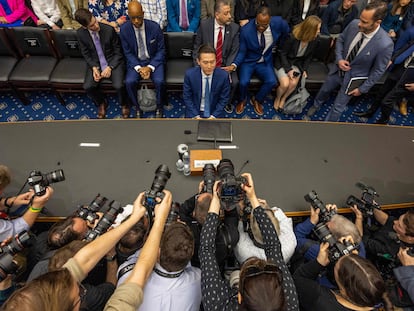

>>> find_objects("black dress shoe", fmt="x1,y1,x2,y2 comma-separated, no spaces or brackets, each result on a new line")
136,110,142,118
375,117,389,125
353,110,374,118
155,109,163,118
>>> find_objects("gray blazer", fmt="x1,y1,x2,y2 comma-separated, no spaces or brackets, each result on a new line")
333,19,394,93
193,17,240,66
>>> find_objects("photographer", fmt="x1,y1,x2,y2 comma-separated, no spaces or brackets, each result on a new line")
1,190,172,311
0,165,32,214
364,208,414,261
200,174,299,311
234,198,297,264
293,242,393,311
393,247,414,303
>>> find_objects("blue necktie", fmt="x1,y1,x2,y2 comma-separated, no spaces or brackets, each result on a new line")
92,32,108,71
204,77,210,118
260,32,265,51
137,28,148,60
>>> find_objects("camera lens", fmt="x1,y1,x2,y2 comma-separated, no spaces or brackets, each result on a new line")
45,169,65,185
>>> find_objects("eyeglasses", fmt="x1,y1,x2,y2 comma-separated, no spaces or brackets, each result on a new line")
255,21,269,28
239,262,282,295
72,283,87,309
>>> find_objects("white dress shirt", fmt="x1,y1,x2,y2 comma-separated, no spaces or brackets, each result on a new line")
31,0,61,27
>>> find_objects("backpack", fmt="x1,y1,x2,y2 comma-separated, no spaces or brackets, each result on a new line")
283,76,310,115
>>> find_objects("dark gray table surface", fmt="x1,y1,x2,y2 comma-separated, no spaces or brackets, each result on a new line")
1,119,413,216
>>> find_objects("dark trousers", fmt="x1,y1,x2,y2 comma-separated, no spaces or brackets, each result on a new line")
84,65,127,107
125,64,165,112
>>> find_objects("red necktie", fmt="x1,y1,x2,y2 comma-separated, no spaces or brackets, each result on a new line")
216,26,223,67
180,0,189,30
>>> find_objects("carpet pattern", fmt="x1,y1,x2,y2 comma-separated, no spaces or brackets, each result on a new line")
0,91,413,126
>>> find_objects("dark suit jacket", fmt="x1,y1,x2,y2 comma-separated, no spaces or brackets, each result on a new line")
119,20,165,70
183,67,230,118
286,0,320,27
321,0,358,35
77,23,124,71
233,16,290,67
274,34,318,73
193,17,240,66
334,20,394,93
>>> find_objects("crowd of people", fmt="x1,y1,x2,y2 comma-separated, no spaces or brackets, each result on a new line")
1,161,414,311
1,0,414,122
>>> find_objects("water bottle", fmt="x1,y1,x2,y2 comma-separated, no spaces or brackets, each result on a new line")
182,152,191,176
176,159,184,172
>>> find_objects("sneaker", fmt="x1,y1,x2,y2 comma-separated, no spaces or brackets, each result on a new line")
224,104,234,114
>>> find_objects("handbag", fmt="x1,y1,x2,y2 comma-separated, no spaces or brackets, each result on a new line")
283,76,310,115
137,85,157,112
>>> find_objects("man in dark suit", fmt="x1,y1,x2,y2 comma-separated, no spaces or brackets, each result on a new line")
194,0,239,113
120,1,165,118
307,1,394,122
232,6,290,116
183,44,230,118
75,8,128,119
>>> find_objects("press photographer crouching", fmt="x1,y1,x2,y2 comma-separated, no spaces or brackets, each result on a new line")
293,191,365,288
234,198,297,264
179,161,241,271
1,190,173,311
293,241,393,311
200,174,299,311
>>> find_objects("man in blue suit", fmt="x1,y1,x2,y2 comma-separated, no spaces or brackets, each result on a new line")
120,1,165,118
183,44,230,118
232,6,290,116
307,1,394,122
166,0,200,32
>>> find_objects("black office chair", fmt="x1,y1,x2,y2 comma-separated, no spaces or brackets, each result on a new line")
8,27,58,104
306,35,332,92
164,32,195,89
0,28,20,96
49,29,87,105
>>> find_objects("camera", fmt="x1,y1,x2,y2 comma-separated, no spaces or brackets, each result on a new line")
27,169,65,196
166,202,180,225
85,200,124,241
202,164,216,194
304,190,336,223
144,165,171,210
313,223,358,262
346,182,380,216
77,194,108,224
0,231,33,281
217,159,247,210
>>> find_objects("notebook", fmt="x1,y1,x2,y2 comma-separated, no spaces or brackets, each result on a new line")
345,76,368,94
197,120,232,143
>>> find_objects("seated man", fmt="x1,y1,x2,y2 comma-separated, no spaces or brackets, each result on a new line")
193,0,239,113
0,0,38,27
117,221,202,311
75,8,128,119
232,6,290,116
184,44,230,118
166,0,200,32
57,0,87,30
120,1,165,118
320,0,359,36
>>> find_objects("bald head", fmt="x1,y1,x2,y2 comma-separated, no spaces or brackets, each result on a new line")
128,1,144,28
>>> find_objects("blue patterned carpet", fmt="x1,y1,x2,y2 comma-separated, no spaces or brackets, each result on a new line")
0,91,413,126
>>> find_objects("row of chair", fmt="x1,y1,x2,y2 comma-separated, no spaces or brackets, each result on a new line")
0,27,332,106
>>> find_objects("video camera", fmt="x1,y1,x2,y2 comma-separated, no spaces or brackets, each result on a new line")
346,182,380,216
304,190,336,223
0,231,33,281
144,165,171,226
85,200,123,241
313,223,358,263
217,159,247,211
27,169,65,196
77,194,108,224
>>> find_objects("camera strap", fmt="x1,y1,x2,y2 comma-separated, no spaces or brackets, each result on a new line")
154,267,184,279
117,263,135,280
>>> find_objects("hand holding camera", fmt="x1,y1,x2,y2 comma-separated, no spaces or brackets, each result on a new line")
317,242,330,266
30,186,54,210
153,190,172,225
133,192,148,222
